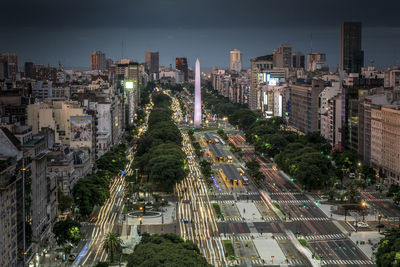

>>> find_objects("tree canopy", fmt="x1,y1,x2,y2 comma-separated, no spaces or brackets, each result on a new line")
376,228,400,267
127,233,212,267
53,218,81,246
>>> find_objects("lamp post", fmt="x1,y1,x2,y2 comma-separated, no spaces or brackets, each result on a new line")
361,201,367,221
378,213,382,233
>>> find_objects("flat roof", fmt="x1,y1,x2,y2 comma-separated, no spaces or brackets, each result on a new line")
220,164,242,181
209,143,227,158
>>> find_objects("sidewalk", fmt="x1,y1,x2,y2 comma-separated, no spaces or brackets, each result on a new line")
349,231,382,260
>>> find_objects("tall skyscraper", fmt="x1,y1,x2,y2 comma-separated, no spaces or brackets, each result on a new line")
91,51,106,71
176,57,188,82
340,22,363,74
145,51,159,75
194,59,201,127
273,44,292,68
230,49,242,72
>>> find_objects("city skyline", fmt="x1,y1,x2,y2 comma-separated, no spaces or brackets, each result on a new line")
1,0,400,69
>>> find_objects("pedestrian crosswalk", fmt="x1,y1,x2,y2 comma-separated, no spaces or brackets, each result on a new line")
276,199,313,204
291,217,329,221
274,234,289,241
321,259,374,265
289,259,307,265
304,234,346,240
270,192,303,195
221,216,277,222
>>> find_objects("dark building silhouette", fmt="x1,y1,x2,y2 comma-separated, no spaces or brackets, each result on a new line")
340,22,364,74
176,57,188,82
24,62,34,78
145,51,159,75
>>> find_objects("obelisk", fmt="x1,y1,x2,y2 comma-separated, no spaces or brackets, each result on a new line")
194,58,201,127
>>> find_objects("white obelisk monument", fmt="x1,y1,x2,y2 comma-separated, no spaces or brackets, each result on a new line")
194,58,202,127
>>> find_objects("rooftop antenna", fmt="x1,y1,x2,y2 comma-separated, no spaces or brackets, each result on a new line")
121,40,124,60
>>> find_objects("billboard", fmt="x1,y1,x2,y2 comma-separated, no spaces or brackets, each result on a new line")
70,116,92,142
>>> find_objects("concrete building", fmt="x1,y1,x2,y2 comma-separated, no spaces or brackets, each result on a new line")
319,81,342,148
21,133,57,259
288,79,325,133
292,52,305,69
230,49,242,72
307,52,327,72
340,22,364,74
32,81,53,100
145,51,159,77
0,158,19,267
249,55,274,110
273,44,292,68
176,57,188,82
384,67,400,88
91,51,106,71
47,147,76,195
0,53,18,78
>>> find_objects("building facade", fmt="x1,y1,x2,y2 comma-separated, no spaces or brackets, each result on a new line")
340,22,363,74
91,51,106,71
230,49,242,72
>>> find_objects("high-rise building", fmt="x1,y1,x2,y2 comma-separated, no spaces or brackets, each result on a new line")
307,53,327,72
0,156,20,267
24,62,34,78
145,51,159,75
292,52,305,69
176,57,188,82
91,51,106,71
230,49,242,72
0,53,18,77
288,79,325,133
249,55,274,110
319,81,342,148
273,44,292,68
340,22,364,74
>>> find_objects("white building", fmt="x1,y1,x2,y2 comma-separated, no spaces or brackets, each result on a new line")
319,81,342,148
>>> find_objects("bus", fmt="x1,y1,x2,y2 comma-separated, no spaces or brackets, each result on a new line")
243,177,249,185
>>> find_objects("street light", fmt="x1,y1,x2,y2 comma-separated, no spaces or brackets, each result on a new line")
361,201,367,221
378,213,382,233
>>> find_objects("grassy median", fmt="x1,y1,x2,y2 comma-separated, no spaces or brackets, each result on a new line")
212,203,222,218
223,239,235,259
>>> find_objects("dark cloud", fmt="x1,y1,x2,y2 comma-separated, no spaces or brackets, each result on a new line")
1,0,399,68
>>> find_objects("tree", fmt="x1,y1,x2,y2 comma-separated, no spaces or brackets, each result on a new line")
58,188,74,213
53,218,81,246
94,262,109,267
127,233,212,267
103,232,123,263
376,228,400,267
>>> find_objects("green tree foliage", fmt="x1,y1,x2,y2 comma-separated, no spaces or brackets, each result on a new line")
228,108,257,129
53,218,81,246
127,233,212,267
103,232,123,263
73,144,128,216
200,160,213,178
94,262,109,267
134,93,187,192
376,228,400,267
58,188,74,213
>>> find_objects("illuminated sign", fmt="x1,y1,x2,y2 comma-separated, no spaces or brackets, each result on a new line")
125,81,133,89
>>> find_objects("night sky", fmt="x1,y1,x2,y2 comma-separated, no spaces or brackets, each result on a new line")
1,0,400,69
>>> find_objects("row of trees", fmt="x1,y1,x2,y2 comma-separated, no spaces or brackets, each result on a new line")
134,93,187,192
73,143,129,216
